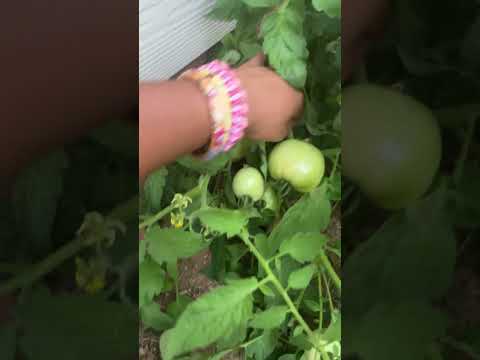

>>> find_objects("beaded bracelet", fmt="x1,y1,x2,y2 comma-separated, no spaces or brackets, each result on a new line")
178,60,249,160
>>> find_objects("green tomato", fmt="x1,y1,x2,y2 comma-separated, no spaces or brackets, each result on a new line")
343,84,442,209
268,139,325,193
262,185,280,214
232,166,265,201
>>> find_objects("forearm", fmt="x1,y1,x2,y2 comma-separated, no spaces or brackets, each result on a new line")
139,80,210,182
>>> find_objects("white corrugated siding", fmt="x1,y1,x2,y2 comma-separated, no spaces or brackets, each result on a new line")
139,0,235,81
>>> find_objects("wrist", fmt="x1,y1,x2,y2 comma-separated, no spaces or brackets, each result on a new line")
178,79,212,151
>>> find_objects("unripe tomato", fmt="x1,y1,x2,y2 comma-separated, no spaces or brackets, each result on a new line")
232,166,265,201
268,139,325,193
262,184,280,214
343,84,442,209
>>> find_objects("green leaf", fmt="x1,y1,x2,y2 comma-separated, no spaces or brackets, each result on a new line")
0,325,16,360
288,264,317,289
250,306,289,329
345,301,447,360
268,185,331,257
143,167,168,213
146,227,207,265
139,258,165,308
194,208,251,238
209,0,245,20
280,232,328,263
140,302,174,332
260,0,309,88
245,330,278,359
160,277,258,360
17,290,137,360
177,153,230,175
242,0,280,7
13,150,68,257
343,185,456,319
312,0,340,18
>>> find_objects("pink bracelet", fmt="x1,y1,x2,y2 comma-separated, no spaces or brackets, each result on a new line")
179,60,249,160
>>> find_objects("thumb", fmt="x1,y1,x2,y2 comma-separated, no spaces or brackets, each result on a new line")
242,53,265,68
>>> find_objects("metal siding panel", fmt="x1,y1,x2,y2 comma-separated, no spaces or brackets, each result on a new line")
139,0,234,81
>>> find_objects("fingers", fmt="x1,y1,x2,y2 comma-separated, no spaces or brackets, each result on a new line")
242,53,266,68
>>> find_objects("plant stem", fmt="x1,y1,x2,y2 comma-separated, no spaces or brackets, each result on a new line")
240,231,314,339
0,196,138,296
318,274,323,328
139,185,202,229
322,272,334,316
454,118,476,185
317,251,341,293
200,175,211,208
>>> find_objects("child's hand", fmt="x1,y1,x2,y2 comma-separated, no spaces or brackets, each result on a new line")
235,54,304,142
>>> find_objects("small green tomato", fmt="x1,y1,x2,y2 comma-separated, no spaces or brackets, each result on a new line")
232,166,265,201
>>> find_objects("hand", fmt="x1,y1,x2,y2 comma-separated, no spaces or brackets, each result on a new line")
235,54,304,142
342,0,389,81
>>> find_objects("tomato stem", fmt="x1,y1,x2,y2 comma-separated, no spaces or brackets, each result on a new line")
317,251,341,293
239,231,314,339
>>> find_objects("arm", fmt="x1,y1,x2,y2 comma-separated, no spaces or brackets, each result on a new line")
139,80,211,182
139,55,304,182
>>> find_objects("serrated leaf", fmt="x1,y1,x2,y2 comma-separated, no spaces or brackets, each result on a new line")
250,305,289,329
139,258,165,308
209,0,245,20
140,302,174,332
280,232,328,263
260,1,308,88
268,185,331,257
146,227,207,265
160,278,258,360
13,150,68,257
288,264,317,289
194,208,251,238
245,330,278,359
312,0,340,18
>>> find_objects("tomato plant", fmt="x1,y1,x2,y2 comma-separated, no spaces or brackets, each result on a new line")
139,1,341,359
343,1,480,359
